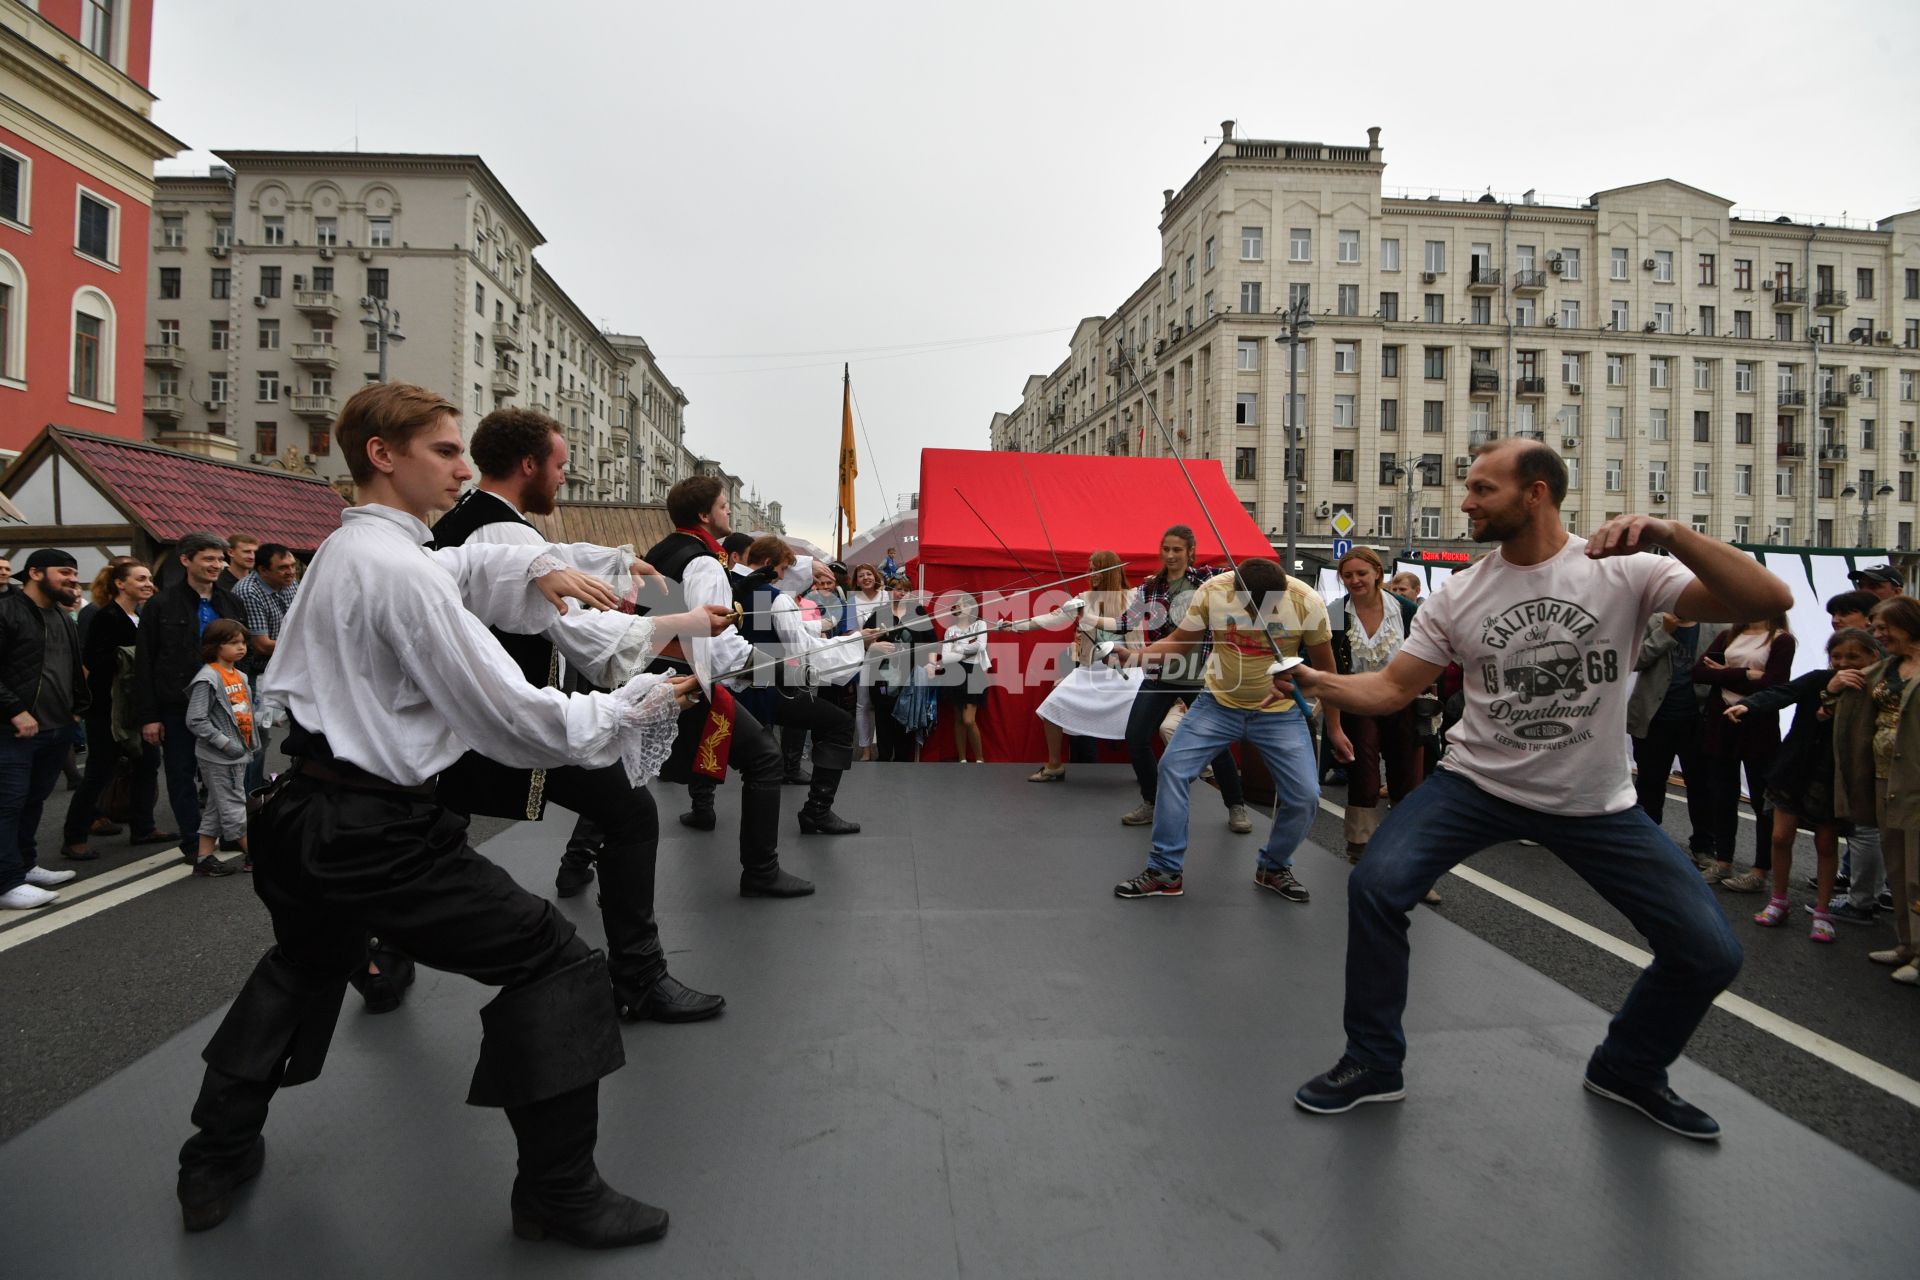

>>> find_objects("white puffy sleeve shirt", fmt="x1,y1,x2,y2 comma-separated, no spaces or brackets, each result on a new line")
260,505,680,787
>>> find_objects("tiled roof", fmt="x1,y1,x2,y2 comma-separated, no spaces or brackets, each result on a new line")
59,430,347,550
523,501,676,554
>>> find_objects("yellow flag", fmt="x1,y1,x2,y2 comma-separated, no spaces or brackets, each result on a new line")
838,365,858,538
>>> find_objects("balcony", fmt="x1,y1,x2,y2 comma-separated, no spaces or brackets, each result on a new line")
293,290,339,317
1469,430,1502,449
291,342,337,368
1772,286,1806,308
144,342,185,368
291,394,338,420
1776,440,1805,459
143,393,184,419
1510,270,1549,293
1819,443,1848,460
1466,267,1503,293
1777,389,1806,410
491,360,521,397
1469,368,1499,396
1820,389,1849,409
559,388,592,413
491,319,524,351
1814,288,1848,311
1515,377,1548,398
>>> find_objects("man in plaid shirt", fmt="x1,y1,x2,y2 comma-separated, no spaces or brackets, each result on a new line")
1117,525,1252,834
232,542,299,793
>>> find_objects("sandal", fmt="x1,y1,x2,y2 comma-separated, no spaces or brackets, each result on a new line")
1752,897,1790,927
1027,766,1066,783
1808,912,1836,944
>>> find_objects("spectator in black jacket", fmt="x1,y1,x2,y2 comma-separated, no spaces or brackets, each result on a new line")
0,549,89,909
62,559,171,859
133,532,247,862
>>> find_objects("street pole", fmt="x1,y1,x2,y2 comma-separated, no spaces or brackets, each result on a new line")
360,296,404,382
1274,298,1313,574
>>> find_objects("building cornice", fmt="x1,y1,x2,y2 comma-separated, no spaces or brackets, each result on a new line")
0,27,183,184
531,260,621,362
213,150,547,248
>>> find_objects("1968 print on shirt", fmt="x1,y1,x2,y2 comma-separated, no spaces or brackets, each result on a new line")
1477,596,1623,750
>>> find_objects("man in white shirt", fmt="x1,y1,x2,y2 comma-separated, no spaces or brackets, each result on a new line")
1282,439,1792,1141
175,382,729,1250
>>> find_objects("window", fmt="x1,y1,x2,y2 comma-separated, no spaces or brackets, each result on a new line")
1649,461,1668,493
1514,298,1536,327
1606,355,1624,387
1236,338,1258,371
1423,240,1446,274
159,214,185,248
1693,359,1712,391
1234,447,1257,480
1424,293,1444,323
1379,453,1399,484
1205,236,1216,269
1381,238,1401,272
1565,457,1580,489
1333,449,1355,481
1419,507,1442,539
1423,347,1445,379
1562,352,1584,385
1379,291,1399,322
1653,302,1673,333
1606,406,1624,439
1241,226,1262,260
1735,412,1753,444
1861,369,1877,399
1560,299,1581,329
1776,467,1793,498
158,266,180,299
1240,281,1261,313
369,217,393,248
1818,469,1835,500
1650,408,1668,441
310,217,337,247
366,267,389,300
365,328,381,353
1334,395,1356,427
1908,320,1920,349
258,265,280,298
1734,310,1752,339
260,215,286,246
312,266,332,293
1610,300,1629,331
1904,371,1916,401
1377,507,1395,539
1287,282,1309,311
0,148,24,225
475,282,485,316
1422,400,1444,433
1334,341,1357,373
1605,458,1623,491
1862,418,1876,449
1470,296,1492,326
207,373,227,404
1283,392,1304,426
83,0,116,59
1734,259,1752,290
255,422,277,455
1698,254,1716,286
1203,290,1213,319
309,425,331,456
76,191,115,262
1653,250,1673,282
1471,401,1491,434
212,217,232,248
309,373,332,398
257,371,279,402
1289,228,1312,262
257,319,279,350
1380,399,1399,432
72,312,103,400
1611,247,1629,281
1904,472,1916,503
1183,254,1194,288
1857,268,1874,301
1907,268,1920,300
1649,358,1669,389
1337,230,1359,264
211,267,230,300
1337,284,1359,316
208,319,228,350
1235,392,1258,425
1903,522,1914,550
1735,464,1753,496
1557,404,1581,441
1560,248,1581,281
1381,345,1400,378
1694,410,1711,443
1699,306,1716,337
473,333,485,364
1733,517,1751,543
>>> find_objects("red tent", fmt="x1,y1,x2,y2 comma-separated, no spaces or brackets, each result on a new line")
911,448,1275,762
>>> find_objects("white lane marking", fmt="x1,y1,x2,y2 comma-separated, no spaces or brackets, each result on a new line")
1315,796,1920,1111
0,864,197,954
0,850,186,922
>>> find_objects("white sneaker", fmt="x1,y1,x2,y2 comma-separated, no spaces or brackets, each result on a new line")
24,866,76,887
1,883,59,910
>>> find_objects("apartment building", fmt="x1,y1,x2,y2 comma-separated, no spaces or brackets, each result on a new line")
993,124,1920,559
0,0,182,452
144,151,768,512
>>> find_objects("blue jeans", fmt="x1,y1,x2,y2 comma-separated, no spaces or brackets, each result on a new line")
0,723,77,893
1148,694,1317,877
159,710,201,858
1344,768,1744,1089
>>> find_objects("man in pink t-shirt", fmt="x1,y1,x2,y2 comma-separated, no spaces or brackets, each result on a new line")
1278,439,1793,1141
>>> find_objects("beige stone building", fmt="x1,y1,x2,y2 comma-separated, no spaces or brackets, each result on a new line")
993,124,1920,562
143,151,771,512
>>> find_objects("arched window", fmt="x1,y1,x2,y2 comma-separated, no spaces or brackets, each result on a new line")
70,286,115,405
0,250,25,385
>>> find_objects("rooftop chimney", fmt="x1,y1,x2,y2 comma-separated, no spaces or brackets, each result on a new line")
1367,126,1381,150
1221,120,1235,142
1163,188,1175,208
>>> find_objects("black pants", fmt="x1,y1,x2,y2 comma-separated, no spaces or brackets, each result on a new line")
681,702,786,872
1699,744,1774,870
1632,714,1711,854
536,764,666,1003
869,687,913,761
1124,680,1243,807
180,771,622,1170
62,716,160,842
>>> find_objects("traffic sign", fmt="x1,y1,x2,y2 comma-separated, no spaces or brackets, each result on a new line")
1331,537,1353,559
1330,509,1356,537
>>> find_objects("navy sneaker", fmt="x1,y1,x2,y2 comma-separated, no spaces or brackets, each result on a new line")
1822,900,1879,925
1581,1051,1720,1141
1294,1056,1406,1114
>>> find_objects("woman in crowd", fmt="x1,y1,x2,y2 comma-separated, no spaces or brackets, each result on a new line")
1834,596,1920,985
849,564,891,761
932,592,989,763
61,558,173,858
870,579,935,762
1694,613,1795,891
999,550,1139,782
1729,627,1882,941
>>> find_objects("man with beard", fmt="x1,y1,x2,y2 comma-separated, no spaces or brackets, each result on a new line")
1284,439,1791,1141
424,408,724,1023
647,476,813,898
0,549,88,909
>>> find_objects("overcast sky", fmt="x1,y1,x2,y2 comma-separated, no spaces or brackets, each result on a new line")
153,0,1920,546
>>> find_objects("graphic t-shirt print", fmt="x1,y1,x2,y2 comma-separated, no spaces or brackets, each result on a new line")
1475,596,1620,751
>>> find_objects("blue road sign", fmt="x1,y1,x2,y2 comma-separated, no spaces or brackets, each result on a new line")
1331,537,1353,559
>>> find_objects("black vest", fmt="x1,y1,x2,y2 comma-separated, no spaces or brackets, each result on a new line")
643,530,719,588
429,488,557,821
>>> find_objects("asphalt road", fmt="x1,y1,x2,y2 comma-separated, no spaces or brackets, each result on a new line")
2,758,1916,1188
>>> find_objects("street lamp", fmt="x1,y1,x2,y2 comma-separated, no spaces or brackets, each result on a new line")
1273,298,1314,573
359,296,406,382
1388,452,1424,560
1840,480,1895,548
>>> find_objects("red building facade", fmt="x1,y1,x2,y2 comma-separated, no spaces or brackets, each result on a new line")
0,0,180,454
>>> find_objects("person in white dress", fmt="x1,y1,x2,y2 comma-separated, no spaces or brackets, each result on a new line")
999,550,1141,781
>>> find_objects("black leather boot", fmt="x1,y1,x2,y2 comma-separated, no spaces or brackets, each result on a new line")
178,1067,276,1232
556,817,599,897
619,974,725,1023
349,939,416,1014
740,859,815,898
678,779,717,831
797,769,860,835
507,1083,668,1248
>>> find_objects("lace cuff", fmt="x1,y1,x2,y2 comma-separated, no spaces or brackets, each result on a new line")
610,674,684,787
591,615,663,687
526,552,567,581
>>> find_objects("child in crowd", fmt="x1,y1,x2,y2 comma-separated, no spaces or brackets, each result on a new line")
183,619,257,875
1726,627,1882,941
